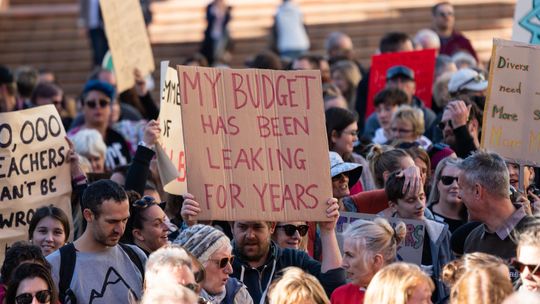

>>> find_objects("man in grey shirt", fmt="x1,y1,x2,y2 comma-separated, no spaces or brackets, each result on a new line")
48,180,146,303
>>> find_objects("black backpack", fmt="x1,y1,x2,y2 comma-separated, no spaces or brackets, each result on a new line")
58,243,145,304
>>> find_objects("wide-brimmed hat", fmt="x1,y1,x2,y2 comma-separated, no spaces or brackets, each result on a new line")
329,151,363,187
447,68,487,93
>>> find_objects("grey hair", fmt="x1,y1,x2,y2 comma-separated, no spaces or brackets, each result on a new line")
413,29,440,49
428,157,462,205
457,150,509,198
146,244,192,280
345,218,406,265
325,32,352,52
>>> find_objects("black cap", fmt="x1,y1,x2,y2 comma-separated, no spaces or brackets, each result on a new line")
386,65,415,81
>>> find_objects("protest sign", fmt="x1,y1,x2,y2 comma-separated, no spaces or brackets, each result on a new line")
157,61,186,195
512,0,540,44
0,105,72,263
337,212,425,265
366,49,436,118
481,39,540,166
177,66,332,221
100,0,155,93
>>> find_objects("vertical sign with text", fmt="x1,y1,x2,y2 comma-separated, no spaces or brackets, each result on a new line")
178,66,332,221
0,106,72,263
481,39,540,165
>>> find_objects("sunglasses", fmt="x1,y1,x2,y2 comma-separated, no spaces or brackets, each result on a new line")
512,260,540,276
194,269,206,283
438,120,453,130
208,256,234,268
85,99,110,109
132,196,161,209
276,224,309,237
438,11,454,17
332,173,348,182
440,176,459,186
15,290,51,304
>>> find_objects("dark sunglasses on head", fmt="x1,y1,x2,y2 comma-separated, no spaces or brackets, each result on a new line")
440,176,459,186
276,224,309,237
512,259,540,276
132,195,159,209
85,98,110,109
209,256,234,268
15,290,51,304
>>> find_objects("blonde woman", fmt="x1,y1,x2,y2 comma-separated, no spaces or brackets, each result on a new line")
364,262,434,304
331,60,361,111
450,267,513,304
267,267,329,304
442,252,509,290
331,218,406,304
390,105,432,150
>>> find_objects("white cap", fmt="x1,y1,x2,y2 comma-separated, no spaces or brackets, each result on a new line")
448,68,488,93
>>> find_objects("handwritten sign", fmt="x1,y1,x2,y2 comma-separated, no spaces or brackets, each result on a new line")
177,66,332,221
337,212,425,265
366,49,436,118
481,39,540,165
100,0,155,93
157,61,186,195
0,106,72,263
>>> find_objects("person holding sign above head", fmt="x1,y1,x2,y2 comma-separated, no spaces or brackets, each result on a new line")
384,170,453,302
28,206,70,257
330,218,406,304
180,199,346,304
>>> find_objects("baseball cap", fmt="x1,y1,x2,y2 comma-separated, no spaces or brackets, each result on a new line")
447,68,488,93
329,151,363,187
386,65,415,81
0,65,14,85
82,79,116,101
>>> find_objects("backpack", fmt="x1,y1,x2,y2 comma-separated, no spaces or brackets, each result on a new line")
58,243,145,304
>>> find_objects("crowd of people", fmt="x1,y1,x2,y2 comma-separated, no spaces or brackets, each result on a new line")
1,0,540,303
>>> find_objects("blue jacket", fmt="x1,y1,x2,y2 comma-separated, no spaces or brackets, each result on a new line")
231,241,346,304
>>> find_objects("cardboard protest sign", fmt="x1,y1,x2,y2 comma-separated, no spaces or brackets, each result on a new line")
512,0,540,44
481,39,540,166
366,49,436,118
157,61,186,195
337,212,425,265
177,66,332,221
100,0,155,93
0,106,72,263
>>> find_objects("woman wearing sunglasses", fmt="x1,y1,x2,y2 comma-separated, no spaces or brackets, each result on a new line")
174,224,253,304
5,263,58,304
121,192,170,256
427,157,466,233
272,222,309,251
515,216,540,293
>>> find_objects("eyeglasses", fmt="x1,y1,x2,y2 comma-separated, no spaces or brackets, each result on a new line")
208,256,234,268
276,224,309,237
341,130,358,137
183,282,201,294
194,269,205,283
437,120,453,130
440,176,459,186
132,196,159,208
391,128,414,134
15,290,51,304
85,99,110,109
512,260,540,276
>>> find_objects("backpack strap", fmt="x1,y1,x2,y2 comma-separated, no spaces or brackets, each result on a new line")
119,243,145,282
59,243,77,304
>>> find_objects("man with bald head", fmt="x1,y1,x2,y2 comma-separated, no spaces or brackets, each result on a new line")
325,32,354,65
